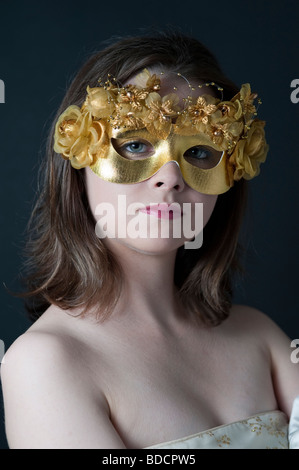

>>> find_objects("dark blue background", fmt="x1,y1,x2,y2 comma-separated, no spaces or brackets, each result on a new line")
0,0,298,449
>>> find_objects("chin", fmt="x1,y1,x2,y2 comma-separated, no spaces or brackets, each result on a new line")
115,236,187,255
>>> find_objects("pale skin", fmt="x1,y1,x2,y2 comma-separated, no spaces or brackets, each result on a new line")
1,74,299,449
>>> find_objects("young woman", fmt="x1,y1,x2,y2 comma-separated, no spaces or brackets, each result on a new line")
1,31,299,449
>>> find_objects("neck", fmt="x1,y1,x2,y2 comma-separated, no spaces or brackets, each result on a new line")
105,240,182,327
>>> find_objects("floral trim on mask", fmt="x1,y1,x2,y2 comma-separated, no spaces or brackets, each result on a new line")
54,69,268,181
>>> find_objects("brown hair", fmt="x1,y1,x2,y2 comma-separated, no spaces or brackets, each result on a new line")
22,30,248,325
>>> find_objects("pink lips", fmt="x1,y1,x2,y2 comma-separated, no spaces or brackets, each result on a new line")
139,203,182,219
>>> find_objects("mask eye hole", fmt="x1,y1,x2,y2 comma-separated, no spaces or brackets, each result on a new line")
183,145,223,169
112,138,155,160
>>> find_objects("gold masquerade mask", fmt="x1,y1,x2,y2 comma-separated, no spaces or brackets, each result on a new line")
54,69,268,194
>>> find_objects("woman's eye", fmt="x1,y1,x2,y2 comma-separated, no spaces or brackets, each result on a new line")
184,145,223,169
125,142,148,153
185,146,209,159
112,138,155,160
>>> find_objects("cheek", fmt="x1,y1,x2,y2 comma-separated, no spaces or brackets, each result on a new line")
85,169,144,233
85,168,101,214
202,195,218,227
85,168,121,216
190,191,218,228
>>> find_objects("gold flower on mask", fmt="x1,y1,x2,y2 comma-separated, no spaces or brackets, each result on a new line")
174,95,219,135
188,95,218,125
133,68,161,91
54,105,109,169
117,85,149,111
145,73,161,91
144,92,180,139
207,121,244,151
213,99,243,123
111,102,148,130
232,83,257,121
83,86,115,119
229,120,268,181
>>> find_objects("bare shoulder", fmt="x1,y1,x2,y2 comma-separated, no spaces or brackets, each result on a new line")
226,304,290,341
222,304,293,367
2,307,85,378
2,329,77,384
1,307,126,449
217,303,291,361
229,303,274,326
228,304,299,416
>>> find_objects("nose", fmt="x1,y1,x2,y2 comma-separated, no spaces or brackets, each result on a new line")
148,161,185,192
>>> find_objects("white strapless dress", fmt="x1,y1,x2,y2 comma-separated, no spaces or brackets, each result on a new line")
145,411,289,449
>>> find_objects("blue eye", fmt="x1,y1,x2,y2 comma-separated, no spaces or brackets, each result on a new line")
185,146,210,159
112,138,155,160
125,142,147,153
184,145,223,169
